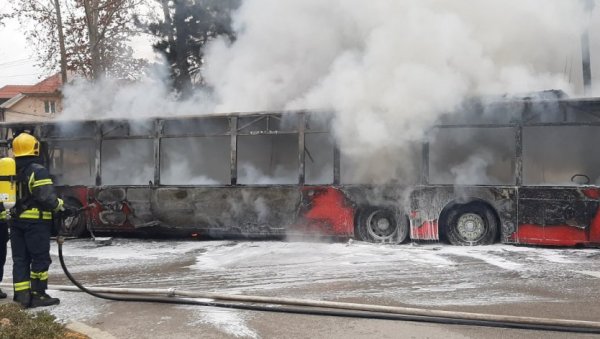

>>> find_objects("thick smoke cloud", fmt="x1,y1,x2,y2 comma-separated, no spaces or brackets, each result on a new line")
205,1,584,121
201,0,588,183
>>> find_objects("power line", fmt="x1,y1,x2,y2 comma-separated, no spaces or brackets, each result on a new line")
0,62,38,70
0,73,43,79
0,58,33,67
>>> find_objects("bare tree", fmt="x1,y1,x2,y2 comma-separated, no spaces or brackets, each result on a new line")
10,0,146,80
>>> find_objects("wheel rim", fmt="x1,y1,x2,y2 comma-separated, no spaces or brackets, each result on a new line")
366,210,396,241
456,213,486,242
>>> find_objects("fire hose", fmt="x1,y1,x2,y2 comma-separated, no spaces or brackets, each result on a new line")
55,237,600,334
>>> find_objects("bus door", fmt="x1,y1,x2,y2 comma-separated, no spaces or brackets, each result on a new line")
519,124,600,246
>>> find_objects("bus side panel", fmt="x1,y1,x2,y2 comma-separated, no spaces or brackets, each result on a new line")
293,186,354,237
410,186,517,243
62,185,357,238
514,187,600,246
77,186,303,237
156,187,301,238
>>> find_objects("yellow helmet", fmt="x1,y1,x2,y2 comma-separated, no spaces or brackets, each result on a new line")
12,133,40,157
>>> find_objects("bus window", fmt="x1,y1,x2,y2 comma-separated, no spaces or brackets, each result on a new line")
101,139,154,185
163,117,229,136
43,121,96,138
238,114,296,134
238,134,298,185
305,133,334,184
429,127,515,185
47,140,95,185
523,126,600,186
340,143,421,184
101,120,153,137
160,137,230,185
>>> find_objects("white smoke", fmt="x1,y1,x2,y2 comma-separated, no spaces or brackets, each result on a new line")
201,0,588,182
60,61,216,120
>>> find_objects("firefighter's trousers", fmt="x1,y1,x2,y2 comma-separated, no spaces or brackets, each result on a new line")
10,219,52,293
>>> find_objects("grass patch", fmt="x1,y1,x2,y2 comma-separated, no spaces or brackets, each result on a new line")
0,303,87,339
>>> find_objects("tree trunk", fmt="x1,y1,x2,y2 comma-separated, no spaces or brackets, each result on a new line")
173,0,192,96
160,0,176,49
53,0,68,85
83,0,102,79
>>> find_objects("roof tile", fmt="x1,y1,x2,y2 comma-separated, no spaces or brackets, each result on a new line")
0,73,63,99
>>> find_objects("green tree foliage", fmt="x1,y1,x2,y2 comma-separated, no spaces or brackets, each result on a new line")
10,0,146,80
146,0,239,95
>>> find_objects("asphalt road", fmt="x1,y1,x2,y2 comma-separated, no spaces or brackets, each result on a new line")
2,239,600,338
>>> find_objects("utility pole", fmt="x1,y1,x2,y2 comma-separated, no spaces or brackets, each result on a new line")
582,0,595,95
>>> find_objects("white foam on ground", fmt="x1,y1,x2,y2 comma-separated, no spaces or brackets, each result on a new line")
3,239,596,336
40,290,108,323
186,306,258,339
576,271,600,278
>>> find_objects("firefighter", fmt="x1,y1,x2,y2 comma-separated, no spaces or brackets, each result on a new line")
0,221,7,299
10,132,71,308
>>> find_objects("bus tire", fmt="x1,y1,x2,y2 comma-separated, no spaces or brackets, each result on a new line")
355,207,408,244
59,197,88,238
445,203,498,246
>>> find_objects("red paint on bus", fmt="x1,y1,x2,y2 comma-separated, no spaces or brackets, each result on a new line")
300,187,354,236
510,224,587,246
589,206,600,243
582,188,600,200
411,220,439,240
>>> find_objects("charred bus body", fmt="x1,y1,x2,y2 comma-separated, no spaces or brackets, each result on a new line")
0,96,599,247
0,112,412,242
411,96,600,246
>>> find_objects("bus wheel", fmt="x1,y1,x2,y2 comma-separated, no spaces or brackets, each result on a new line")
355,207,408,244
60,198,88,238
445,203,497,246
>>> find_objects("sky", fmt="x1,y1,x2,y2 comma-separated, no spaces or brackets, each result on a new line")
0,17,43,88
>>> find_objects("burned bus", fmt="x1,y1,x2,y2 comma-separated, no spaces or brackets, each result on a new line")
410,96,600,247
1,95,599,247
0,112,412,242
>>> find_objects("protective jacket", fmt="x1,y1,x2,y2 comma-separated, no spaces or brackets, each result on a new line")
14,156,63,219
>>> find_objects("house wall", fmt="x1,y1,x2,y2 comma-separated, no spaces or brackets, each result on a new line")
4,95,62,122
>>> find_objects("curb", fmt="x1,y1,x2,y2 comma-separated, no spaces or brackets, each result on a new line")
66,321,117,339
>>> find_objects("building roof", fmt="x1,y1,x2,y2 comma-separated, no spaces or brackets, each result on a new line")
23,73,62,95
0,85,34,99
0,93,26,109
0,73,62,99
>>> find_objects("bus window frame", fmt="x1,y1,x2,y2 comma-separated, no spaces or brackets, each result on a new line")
0,111,337,188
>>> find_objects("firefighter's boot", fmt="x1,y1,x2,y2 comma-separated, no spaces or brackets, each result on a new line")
0,288,7,299
30,291,60,308
30,277,59,308
13,290,31,308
